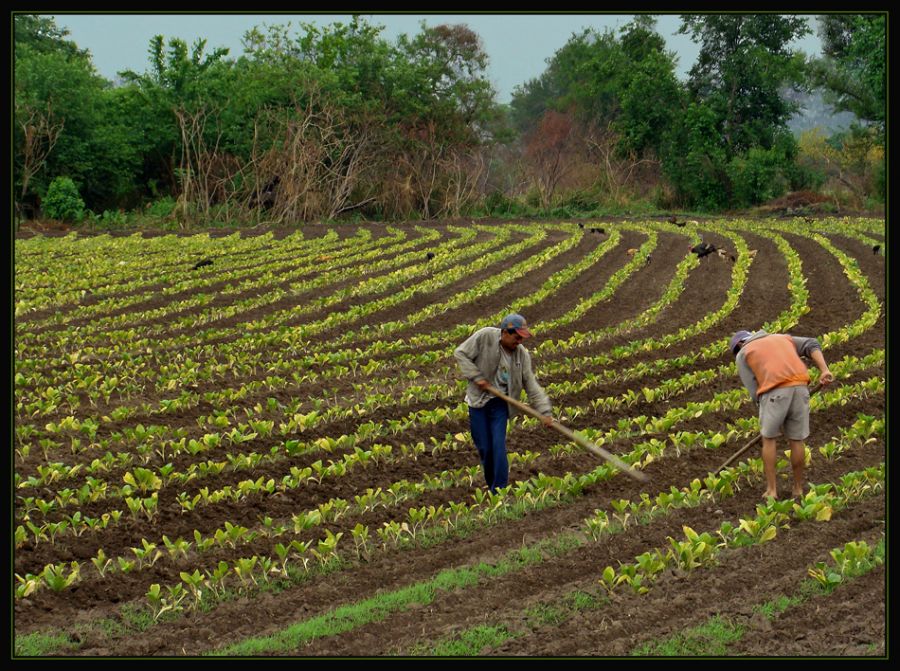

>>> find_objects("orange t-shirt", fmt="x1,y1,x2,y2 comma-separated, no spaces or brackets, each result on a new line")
741,334,810,395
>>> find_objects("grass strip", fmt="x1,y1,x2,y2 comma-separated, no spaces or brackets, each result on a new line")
209,537,570,656
423,625,517,656
402,588,606,656
630,616,744,656
14,630,77,657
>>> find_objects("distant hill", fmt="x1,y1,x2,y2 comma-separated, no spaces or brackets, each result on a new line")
785,88,858,136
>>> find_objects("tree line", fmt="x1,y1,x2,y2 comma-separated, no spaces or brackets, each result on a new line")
13,14,885,228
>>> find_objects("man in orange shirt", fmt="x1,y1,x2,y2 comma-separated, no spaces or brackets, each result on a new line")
730,329,834,499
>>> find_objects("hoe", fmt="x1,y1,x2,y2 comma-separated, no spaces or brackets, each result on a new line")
484,384,649,483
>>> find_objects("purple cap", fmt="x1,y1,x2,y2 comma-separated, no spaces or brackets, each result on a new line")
730,330,752,355
500,313,532,338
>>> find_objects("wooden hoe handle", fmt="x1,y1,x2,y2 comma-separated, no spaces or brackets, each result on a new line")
483,384,649,483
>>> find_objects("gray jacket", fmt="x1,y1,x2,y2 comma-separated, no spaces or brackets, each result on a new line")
453,326,552,416
736,329,822,404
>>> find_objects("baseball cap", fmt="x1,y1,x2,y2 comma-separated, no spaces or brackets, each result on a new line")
500,313,532,338
729,330,752,355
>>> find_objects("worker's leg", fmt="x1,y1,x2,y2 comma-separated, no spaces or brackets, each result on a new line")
486,398,510,492
789,439,806,497
468,404,494,489
759,389,790,499
761,437,779,498
783,386,811,498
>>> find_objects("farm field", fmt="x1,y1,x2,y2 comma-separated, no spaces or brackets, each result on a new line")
13,217,885,657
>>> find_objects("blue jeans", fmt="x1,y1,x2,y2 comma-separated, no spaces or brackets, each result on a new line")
468,397,510,492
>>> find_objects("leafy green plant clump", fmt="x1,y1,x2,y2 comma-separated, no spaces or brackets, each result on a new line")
43,176,84,222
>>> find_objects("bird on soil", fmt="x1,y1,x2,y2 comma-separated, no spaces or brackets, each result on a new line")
626,248,639,256
426,252,436,261
716,248,736,262
191,258,213,270
873,244,881,255
746,249,758,259
688,242,717,259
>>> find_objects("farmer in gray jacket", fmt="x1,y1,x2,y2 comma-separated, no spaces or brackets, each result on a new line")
454,314,554,492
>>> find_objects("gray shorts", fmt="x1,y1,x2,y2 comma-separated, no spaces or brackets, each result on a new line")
759,385,810,440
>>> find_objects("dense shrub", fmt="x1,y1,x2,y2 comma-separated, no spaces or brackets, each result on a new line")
42,177,84,222
100,209,128,228
557,188,600,213
145,196,177,218
727,147,789,209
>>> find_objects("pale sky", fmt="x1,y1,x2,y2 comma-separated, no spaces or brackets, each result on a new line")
47,12,823,103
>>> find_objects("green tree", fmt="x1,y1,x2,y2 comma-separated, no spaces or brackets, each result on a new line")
615,16,683,158
15,15,146,214
509,18,682,209
13,14,88,60
665,14,812,208
662,102,730,210
511,18,680,158
88,87,148,209
14,15,94,214
394,23,499,141
509,75,555,136
678,14,810,155
510,27,628,133
119,35,233,220
810,14,885,132
233,18,397,220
